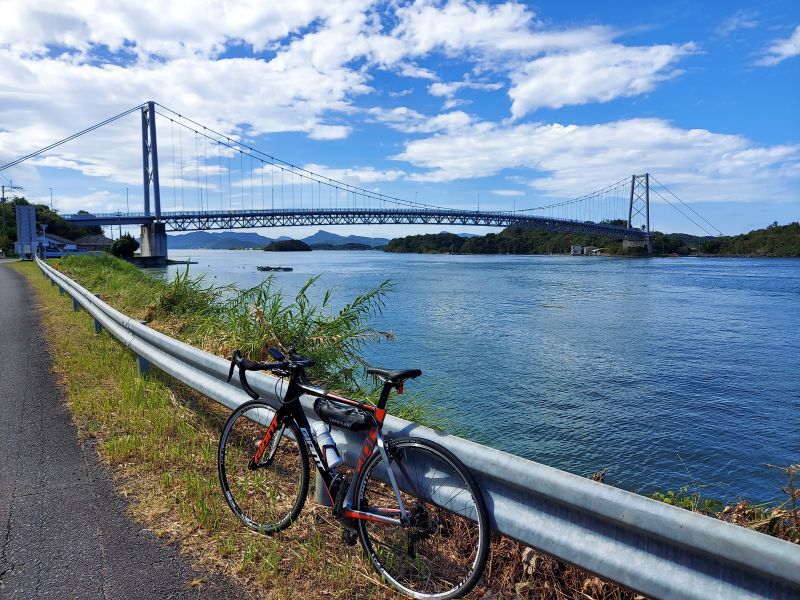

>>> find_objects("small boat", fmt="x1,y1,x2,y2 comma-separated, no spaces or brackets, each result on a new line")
257,266,293,272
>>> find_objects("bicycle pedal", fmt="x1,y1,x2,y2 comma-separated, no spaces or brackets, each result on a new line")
341,527,358,546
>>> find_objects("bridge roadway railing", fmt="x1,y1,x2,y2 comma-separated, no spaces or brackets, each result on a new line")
36,257,799,599
63,208,651,240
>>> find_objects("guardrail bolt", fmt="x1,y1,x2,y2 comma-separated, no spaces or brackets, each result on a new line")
136,355,150,377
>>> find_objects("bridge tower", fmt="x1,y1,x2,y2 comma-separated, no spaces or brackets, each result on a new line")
625,173,653,254
139,101,167,262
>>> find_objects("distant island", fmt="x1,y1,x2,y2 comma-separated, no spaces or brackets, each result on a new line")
309,242,376,250
264,240,312,252
167,229,389,250
385,222,800,258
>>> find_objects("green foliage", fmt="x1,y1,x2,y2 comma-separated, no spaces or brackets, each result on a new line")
706,222,800,257
110,233,140,258
385,222,800,258
263,239,312,251
0,196,101,254
648,487,724,514
385,232,465,254
701,238,722,254
55,254,397,398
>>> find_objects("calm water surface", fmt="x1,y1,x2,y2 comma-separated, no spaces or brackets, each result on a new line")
157,250,799,502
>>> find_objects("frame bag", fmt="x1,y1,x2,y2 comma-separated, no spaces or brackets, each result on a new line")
314,398,371,431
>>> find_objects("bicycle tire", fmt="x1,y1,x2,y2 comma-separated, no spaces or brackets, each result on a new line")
354,437,489,599
218,400,309,534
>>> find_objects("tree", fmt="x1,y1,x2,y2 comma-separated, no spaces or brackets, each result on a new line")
110,233,139,258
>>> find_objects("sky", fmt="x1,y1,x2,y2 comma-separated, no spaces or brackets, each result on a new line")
0,0,798,239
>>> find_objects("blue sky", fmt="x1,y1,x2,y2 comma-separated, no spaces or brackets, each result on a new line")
1,0,798,238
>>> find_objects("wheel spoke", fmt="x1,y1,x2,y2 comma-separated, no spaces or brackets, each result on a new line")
219,403,308,533
355,439,488,599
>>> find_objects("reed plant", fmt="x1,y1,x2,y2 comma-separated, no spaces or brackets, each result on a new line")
55,255,395,398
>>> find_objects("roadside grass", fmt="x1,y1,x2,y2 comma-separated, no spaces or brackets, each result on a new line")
14,260,397,599
16,255,798,599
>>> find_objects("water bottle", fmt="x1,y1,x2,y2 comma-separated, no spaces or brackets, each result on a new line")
311,421,343,470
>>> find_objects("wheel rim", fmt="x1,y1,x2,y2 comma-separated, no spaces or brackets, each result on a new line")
357,442,486,598
220,406,307,533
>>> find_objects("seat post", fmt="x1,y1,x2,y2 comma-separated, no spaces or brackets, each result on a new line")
377,382,394,410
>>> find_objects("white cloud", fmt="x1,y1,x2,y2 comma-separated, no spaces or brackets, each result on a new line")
509,43,696,117
491,189,525,196
428,80,503,97
0,1,367,59
715,10,759,38
302,163,405,184
367,106,473,133
394,0,611,57
393,117,800,203
756,25,800,66
397,63,438,80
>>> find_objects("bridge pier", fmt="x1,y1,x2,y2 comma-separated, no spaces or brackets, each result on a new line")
139,223,168,264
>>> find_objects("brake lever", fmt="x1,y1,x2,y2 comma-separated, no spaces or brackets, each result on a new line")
227,349,241,383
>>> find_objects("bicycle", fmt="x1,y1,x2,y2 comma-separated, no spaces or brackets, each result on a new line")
218,348,489,599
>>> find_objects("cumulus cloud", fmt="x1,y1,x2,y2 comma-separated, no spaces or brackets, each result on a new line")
393,117,800,202
302,163,405,184
509,43,696,117
0,1,365,59
367,106,473,133
394,0,610,57
756,25,800,66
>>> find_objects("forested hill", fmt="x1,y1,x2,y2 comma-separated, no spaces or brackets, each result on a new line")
700,222,800,257
385,222,800,257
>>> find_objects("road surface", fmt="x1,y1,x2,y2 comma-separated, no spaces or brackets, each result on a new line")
0,264,245,599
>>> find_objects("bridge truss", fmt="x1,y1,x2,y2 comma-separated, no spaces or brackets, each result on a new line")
65,207,650,240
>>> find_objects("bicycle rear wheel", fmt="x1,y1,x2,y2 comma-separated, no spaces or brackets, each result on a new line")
218,400,309,534
354,437,489,599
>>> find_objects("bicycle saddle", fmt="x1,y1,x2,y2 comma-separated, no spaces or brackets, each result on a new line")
366,367,422,384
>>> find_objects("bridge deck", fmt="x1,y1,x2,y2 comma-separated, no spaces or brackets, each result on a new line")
65,208,651,241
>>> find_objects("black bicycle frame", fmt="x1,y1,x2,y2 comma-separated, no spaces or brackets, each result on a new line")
253,375,409,526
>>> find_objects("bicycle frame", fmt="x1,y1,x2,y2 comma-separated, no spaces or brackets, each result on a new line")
253,375,409,526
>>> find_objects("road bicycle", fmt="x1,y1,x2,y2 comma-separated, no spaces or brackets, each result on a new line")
218,348,489,599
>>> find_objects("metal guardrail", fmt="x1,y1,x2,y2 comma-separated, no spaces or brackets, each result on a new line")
37,257,800,599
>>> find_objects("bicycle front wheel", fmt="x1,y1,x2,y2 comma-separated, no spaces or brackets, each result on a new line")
354,437,489,599
218,400,309,534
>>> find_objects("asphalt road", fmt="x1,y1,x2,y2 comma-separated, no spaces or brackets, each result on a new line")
0,264,245,599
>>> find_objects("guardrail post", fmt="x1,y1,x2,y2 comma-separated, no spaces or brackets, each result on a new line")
314,472,332,507
50,278,55,286
93,294,103,334
72,297,80,312
58,286,64,296
136,355,150,377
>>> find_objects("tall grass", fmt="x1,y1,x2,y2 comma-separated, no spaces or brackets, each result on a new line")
55,255,398,401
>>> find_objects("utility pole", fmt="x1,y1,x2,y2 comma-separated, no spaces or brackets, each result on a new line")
1,181,24,241
49,187,53,210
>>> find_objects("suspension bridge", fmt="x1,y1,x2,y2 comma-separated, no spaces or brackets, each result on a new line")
1,101,719,260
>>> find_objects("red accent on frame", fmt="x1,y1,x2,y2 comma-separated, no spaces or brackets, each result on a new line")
343,509,387,523
356,426,378,474
252,414,279,464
